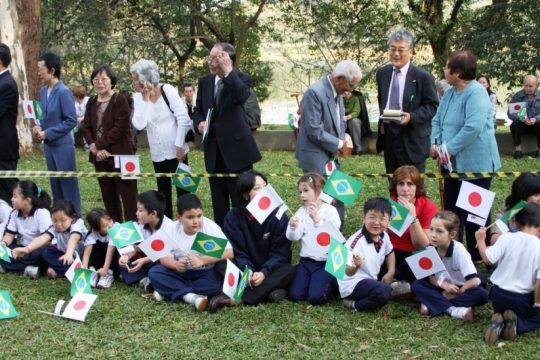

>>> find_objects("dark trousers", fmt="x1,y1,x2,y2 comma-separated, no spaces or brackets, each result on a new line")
0,243,45,274
443,177,492,262
87,241,119,276
0,159,18,204
411,279,488,316
347,118,363,152
491,285,540,334
380,248,415,283
95,160,138,223
152,157,188,219
288,257,337,305
345,278,392,310
44,143,81,213
41,246,71,275
510,120,540,148
383,129,426,174
149,264,222,301
119,258,153,285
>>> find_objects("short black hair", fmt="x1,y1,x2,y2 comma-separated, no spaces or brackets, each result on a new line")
215,42,236,65
177,193,202,215
181,83,194,91
0,44,12,67
363,197,392,217
86,208,111,232
39,52,62,78
505,173,540,209
137,190,166,219
51,199,79,219
236,170,268,206
514,202,540,228
446,50,477,81
91,64,117,89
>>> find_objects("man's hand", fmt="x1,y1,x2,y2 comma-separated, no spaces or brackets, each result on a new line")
401,112,411,126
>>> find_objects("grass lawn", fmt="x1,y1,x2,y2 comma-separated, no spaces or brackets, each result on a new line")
2,148,540,359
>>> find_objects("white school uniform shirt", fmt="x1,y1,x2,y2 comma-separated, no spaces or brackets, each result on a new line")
131,84,191,162
5,208,52,247
435,241,478,286
0,200,12,237
138,216,175,239
486,231,540,294
83,222,119,247
286,203,341,261
337,228,393,298
47,218,87,254
162,216,231,270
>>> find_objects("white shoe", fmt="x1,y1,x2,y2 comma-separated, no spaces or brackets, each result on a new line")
343,299,356,310
139,277,154,293
47,267,58,279
192,295,208,312
23,265,39,280
97,271,114,289
390,281,411,297
450,307,474,322
153,291,165,302
90,271,99,288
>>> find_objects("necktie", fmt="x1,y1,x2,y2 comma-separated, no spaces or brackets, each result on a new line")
214,79,223,107
335,96,341,132
388,68,401,110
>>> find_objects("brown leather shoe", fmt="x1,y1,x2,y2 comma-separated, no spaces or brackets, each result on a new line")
208,293,232,313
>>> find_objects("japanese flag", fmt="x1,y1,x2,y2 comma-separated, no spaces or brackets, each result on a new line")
138,229,174,262
61,293,98,322
325,158,337,176
116,155,140,179
222,259,241,300
246,184,284,224
456,181,495,220
65,254,84,283
22,100,36,119
508,102,527,114
405,246,446,280
303,221,346,258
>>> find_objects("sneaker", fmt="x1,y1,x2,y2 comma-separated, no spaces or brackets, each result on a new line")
390,281,411,296
513,150,523,159
152,291,165,302
139,277,154,293
90,271,99,288
208,293,233,313
97,272,114,289
23,265,39,280
343,299,356,310
420,304,430,316
450,306,473,322
484,313,504,345
269,289,287,303
193,295,208,312
501,309,518,341
46,267,58,279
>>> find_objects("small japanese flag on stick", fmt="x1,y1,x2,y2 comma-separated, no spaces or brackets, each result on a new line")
456,181,495,220
246,184,285,224
303,222,346,258
405,247,446,280
41,293,98,322
65,254,84,283
138,229,174,262
115,155,140,179
508,102,527,114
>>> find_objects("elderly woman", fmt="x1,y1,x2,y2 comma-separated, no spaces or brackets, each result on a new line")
81,65,137,222
130,59,192,219
384,165,438,294
431,50,501,262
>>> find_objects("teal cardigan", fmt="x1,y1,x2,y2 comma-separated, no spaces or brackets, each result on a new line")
431,80,501,173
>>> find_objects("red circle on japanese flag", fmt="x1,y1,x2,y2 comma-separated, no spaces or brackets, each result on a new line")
75,263,82,271
468,192,482,207
316,232,331,246
227,272,235,287
151,239,165,251
73,300,87,311
418,257,433,270
258,196,271,210
27,104,33,114
514,104,522,111
326,163,334,172
125,162,136,172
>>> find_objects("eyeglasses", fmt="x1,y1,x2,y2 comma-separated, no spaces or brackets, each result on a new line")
389,47,411,54
365,215,390,223
92,77,110,84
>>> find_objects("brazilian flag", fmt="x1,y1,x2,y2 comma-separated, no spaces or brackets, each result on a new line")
500,200,527,223
0,243,11,263
191,232,228,258
173,166,201,193
108,221,143,248
70,268,94,296
322,169,362,206
0,290,18,320
325,238,349,280
233,266,250,302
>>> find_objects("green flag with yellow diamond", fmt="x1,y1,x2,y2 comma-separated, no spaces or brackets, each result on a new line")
108,221,144,248
172,163,200,193
386,197,415,237
0,243,11,263
322,169,362,206
233,265,250,302
191,232,228,258
325,237,349,280
500,200,527,223
0,290,18,320
70,268,94,296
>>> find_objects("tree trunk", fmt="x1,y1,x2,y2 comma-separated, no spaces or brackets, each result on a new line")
15,0,40,99
0,0,34,154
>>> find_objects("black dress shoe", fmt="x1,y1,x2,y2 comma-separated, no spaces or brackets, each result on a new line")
513,150,523,159
208,293,232,313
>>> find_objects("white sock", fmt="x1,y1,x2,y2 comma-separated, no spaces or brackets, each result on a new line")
446,306,456,315
183,293,196,304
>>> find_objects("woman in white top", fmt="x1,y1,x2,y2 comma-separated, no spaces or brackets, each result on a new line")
477,75,498,128
130,59,192,218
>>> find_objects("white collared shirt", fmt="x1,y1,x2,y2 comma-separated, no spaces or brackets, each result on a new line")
385,61,411,110
327,76,341,132
0,68,9,77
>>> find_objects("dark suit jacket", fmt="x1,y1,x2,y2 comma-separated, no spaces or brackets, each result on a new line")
376,64,438,164
193,69,261,172
81,92,135,163
0,71,19,161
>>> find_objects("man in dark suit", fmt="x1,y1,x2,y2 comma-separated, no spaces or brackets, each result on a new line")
0,44,19,204
376,29,438,174
193,42,261,227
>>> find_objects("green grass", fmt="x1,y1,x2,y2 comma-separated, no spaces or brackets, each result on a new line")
2,148,540,359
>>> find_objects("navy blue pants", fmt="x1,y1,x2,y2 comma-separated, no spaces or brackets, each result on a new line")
411,279,488,316
41,246,71,275
149,264,221,301
345,278,392,310
0,244,45,274
288,257,336,305
491,285,540,334
119,259,153,285
44,142,81,214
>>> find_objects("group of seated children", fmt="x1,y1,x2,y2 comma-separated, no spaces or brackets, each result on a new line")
0,171,539,345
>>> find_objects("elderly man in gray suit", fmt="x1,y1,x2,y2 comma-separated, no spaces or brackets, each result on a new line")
295,60,362,223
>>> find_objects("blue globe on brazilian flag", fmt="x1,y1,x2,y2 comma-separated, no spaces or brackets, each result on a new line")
173,163,201,193
0,243,11,263
70,268,94,296
324,237,349,280
322,169,362,206
191,232,228,258
108,221,144,248
0,290,18,320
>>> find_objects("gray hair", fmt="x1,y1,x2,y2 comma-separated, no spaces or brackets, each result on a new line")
130,59,160,84
436,79,451,93
388,28,415,49
332,60,362,81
